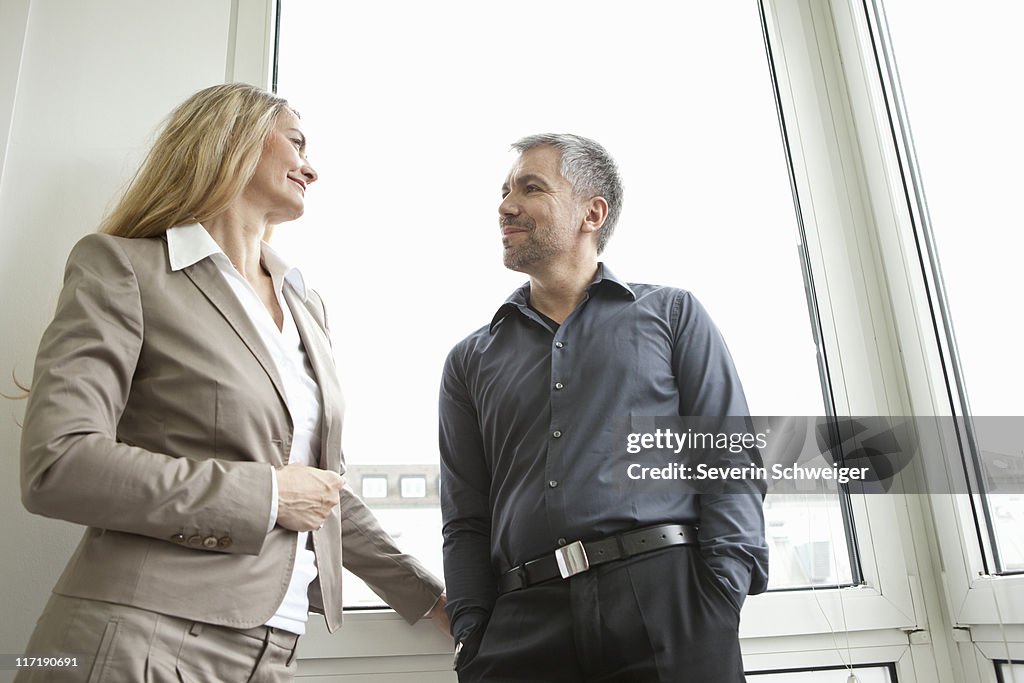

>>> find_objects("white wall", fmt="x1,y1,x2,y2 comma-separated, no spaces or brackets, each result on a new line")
0,1,242,675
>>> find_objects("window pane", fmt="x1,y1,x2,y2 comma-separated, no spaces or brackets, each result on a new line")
276,0,852,606
881,0,1024,571
997,661,1024,683
749,666,894,682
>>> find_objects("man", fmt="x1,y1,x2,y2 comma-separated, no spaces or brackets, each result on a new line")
439,133,768,682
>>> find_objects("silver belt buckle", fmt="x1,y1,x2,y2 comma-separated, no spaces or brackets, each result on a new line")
554,540,590,579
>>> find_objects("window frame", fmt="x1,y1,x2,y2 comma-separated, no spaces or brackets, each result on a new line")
821,0,1024,632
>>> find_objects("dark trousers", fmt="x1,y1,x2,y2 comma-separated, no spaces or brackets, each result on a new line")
458,545,746,683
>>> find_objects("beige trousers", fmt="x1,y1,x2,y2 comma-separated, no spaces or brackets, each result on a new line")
15,594,299,682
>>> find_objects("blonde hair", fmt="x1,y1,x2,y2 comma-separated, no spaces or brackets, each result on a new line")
100,83,290,238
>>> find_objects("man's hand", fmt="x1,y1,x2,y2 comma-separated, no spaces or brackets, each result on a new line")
276,464,344,532
429,592,452,638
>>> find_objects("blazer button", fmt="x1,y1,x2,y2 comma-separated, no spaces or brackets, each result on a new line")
170,534,185,544
187,535,202,546
218,537,233,549
202,536,218,549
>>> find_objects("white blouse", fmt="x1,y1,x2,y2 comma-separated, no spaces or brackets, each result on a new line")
168,223,322,635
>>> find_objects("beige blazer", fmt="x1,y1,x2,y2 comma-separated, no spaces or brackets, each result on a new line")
21,233,442,631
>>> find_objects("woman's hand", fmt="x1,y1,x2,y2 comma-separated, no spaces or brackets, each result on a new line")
429,592,452,637
275,464,345,532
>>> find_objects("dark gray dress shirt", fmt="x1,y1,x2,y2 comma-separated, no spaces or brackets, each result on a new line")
439,264,768,644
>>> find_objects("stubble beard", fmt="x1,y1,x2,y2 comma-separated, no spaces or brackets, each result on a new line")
501,217,557,272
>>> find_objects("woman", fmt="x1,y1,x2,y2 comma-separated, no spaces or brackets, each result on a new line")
18,83,447,681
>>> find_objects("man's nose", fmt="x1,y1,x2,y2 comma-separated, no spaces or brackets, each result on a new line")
499,194,518,216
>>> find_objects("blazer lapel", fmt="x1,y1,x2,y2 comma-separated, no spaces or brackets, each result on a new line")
284,286,343,472
181,259,289,408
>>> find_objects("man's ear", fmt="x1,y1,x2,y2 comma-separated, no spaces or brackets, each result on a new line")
579,196,609,235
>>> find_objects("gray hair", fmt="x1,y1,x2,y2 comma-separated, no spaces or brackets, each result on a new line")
511,133,624,254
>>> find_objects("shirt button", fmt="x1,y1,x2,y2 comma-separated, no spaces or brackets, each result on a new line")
552,430,562,438
554,341,564,349
169,534,185,544
548,480,559,488
202,536,219,549
187,535,202,546
557,538,567,546
218,537,233,549
554,382,564,390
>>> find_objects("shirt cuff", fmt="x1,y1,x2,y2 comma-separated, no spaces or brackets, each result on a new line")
452,607,489,645
267,465,279,533
703,553,751,607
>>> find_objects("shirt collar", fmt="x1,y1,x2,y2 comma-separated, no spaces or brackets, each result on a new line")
166,223,307,299
488,262,635,332
166,223,221,271
261,240,308,300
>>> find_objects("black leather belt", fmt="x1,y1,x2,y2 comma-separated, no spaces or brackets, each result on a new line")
498,523,698,594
